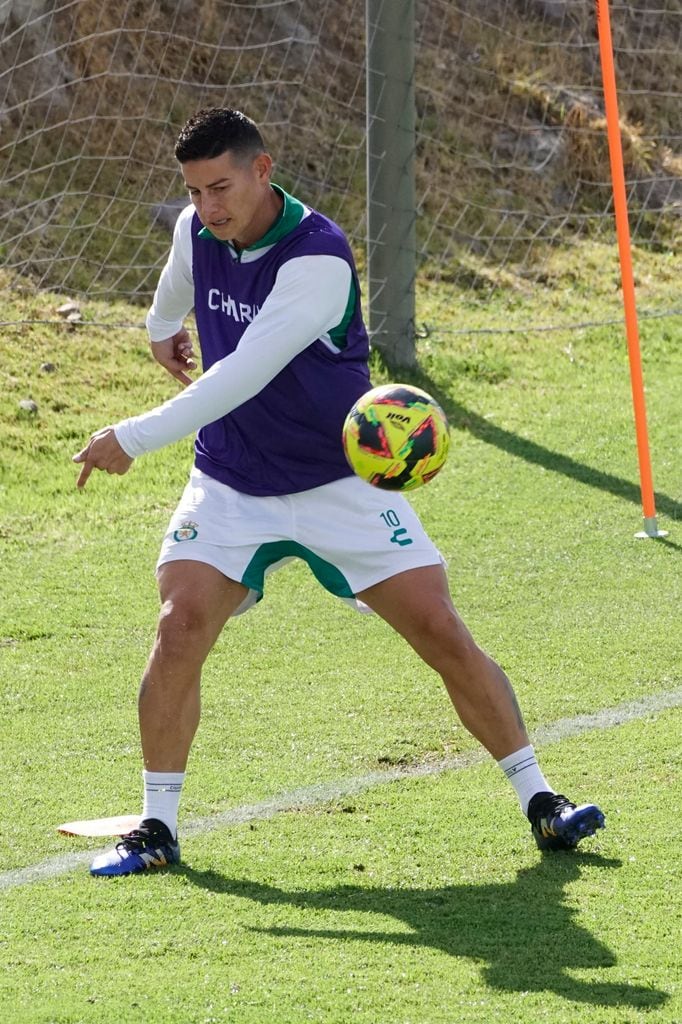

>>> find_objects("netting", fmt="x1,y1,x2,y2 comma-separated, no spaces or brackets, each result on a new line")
413,0,682,329
0,0,680,328
0,0,368,302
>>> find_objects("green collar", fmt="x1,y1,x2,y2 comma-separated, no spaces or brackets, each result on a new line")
197,184,306,250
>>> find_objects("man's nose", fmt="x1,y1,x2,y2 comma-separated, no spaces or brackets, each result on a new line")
199,194,221,220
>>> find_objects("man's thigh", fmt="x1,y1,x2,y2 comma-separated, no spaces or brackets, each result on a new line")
156,560,250,647
356,562,477,669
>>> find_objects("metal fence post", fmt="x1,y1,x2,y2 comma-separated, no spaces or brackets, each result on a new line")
366,0,416,368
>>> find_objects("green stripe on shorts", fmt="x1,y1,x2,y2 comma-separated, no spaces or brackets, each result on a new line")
241,540,354,599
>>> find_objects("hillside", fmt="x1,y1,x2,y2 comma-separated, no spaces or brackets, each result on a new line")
0,0,680,304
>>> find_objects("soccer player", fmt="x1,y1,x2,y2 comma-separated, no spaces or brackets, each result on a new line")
73,108,604,876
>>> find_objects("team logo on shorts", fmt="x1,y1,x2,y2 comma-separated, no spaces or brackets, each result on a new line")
173,520,199,542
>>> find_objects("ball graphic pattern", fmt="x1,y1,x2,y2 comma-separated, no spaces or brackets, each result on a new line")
342,384,450,491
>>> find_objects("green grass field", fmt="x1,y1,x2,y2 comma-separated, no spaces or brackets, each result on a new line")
0,268,680,1023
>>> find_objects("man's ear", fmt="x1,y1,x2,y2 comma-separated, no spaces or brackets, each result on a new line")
253,152,273,182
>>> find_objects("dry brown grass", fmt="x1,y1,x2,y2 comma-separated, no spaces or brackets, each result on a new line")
1,0,680,299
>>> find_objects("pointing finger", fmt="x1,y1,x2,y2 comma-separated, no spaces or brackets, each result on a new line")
76,459,94,489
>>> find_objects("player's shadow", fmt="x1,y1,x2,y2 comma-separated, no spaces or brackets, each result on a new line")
182,853,667,1010
407,366,682,529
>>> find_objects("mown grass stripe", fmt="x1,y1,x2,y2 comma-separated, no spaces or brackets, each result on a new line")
1,686,680,893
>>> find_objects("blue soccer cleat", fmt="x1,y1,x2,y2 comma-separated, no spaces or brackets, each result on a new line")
90,818,180,877
527,791,605,851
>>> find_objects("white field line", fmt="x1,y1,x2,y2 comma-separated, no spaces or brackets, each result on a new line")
2,686,681,892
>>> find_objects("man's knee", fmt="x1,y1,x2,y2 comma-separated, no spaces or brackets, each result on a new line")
409,599,481,670
153,593,219,661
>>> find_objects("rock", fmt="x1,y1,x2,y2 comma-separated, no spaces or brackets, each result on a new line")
0,0,74,115
56,300,80,317
514,0,581,25
635,174,682,213
18,398,38,413
492,123,565,172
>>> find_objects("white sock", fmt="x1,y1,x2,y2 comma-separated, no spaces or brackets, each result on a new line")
497,745,554,816
142,770,185,838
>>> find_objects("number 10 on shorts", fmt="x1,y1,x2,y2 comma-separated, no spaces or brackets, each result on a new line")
380,509,413,547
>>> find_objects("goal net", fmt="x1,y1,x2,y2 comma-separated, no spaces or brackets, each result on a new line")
0,0,680,331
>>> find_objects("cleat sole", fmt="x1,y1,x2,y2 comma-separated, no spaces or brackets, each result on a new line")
90,841,180,877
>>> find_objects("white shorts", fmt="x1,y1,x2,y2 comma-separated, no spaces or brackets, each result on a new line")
157,468,443,615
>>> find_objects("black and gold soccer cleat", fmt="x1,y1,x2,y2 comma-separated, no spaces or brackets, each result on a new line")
527,792,605,851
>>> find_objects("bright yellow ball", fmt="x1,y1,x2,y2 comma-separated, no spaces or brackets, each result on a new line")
342,383,450,491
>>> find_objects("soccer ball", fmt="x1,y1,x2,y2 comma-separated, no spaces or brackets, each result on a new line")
342,383,450,491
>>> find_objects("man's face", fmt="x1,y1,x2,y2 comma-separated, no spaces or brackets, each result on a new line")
181,149,274,248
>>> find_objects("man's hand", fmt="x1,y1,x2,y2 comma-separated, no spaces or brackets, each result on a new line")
72,427,134,489
151,328,197,387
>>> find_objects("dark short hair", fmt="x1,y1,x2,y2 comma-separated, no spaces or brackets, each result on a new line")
174,108,265,163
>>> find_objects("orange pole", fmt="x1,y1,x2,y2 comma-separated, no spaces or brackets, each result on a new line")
594,0,663,536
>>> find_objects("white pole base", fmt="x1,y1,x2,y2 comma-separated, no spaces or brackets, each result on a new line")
635,516,669,539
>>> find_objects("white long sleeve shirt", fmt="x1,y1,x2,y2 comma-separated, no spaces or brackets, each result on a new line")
114,189,371,496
